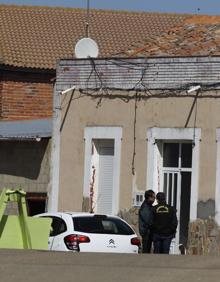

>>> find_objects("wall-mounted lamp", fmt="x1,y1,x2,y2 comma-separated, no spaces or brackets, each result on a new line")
60,86,76,95
187,85,201,94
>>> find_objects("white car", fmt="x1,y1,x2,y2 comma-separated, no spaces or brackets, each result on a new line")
35,212,140,254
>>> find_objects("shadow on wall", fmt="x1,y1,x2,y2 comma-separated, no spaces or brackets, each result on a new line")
197,199,215,219
0,139,49,179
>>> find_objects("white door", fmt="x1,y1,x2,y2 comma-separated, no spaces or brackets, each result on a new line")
161,142,192,254
92,140,114,214
97,147,114,214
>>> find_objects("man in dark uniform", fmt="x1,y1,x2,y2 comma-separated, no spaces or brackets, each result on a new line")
151,192,178,254
138,189,155,253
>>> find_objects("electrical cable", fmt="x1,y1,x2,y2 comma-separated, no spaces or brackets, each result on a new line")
131,91,138,175
192,90,199,147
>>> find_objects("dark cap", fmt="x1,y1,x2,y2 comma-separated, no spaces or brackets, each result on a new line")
156,192,166,203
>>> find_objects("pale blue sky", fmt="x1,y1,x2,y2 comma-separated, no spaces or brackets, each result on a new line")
0,0,220,15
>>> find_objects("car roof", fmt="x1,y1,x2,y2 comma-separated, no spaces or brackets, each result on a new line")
36,211,120,219
65,212,120,219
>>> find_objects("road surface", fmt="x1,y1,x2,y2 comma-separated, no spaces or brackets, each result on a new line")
0,249,219,282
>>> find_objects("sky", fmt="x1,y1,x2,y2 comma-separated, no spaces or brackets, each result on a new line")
0,0,220,15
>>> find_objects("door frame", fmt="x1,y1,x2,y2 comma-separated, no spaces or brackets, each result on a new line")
162,157,192,253
83,127,122,215
147,127,201,221
215,129,220,225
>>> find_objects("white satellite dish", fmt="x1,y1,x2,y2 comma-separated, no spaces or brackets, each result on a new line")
75,37,99,58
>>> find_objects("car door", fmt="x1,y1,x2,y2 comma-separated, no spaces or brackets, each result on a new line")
47,216,67,250
36,213,75,251
37,214,70,251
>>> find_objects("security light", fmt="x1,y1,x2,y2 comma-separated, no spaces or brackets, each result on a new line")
60,86,76,95
187,85,201,94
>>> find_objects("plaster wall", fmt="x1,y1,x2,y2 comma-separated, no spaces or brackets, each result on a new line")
59,90,220,212
0,139,51,193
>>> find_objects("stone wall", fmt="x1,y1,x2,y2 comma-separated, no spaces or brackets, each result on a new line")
188,218,220,255
118,207,140,236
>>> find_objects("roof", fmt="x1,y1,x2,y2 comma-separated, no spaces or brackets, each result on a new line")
57,57,220,91
120,15,220,57
0,4,190,70
0,118,52,140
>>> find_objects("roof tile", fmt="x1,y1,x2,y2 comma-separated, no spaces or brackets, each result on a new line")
120,15,220,57
0,4,189,70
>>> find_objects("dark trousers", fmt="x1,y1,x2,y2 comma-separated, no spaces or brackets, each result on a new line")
141,233,153,253
153,234,173,254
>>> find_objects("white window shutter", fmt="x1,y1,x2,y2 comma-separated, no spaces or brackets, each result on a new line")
97,147,114,214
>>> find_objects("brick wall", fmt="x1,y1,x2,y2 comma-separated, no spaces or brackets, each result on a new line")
0,77,2,119
0,69,54,121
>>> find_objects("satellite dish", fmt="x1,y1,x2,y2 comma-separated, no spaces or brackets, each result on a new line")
75,37,99,58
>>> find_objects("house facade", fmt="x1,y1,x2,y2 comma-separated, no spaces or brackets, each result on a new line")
0,4,188,214
55,56,220,251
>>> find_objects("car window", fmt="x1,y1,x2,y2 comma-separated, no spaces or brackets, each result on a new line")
43,216,67,236
72,216,134,235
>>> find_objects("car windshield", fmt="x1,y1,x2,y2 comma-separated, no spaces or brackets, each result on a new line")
72,216,134,235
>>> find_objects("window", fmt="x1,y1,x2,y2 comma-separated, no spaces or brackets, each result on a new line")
72,216,134,235
133,192,145,207
163,143,179,167
163,142,192,168
47,216,67,236
26,193,47,216
181,143,192,168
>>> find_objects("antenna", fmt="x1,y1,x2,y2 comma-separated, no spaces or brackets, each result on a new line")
86,0,90,37
74,0,99,58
